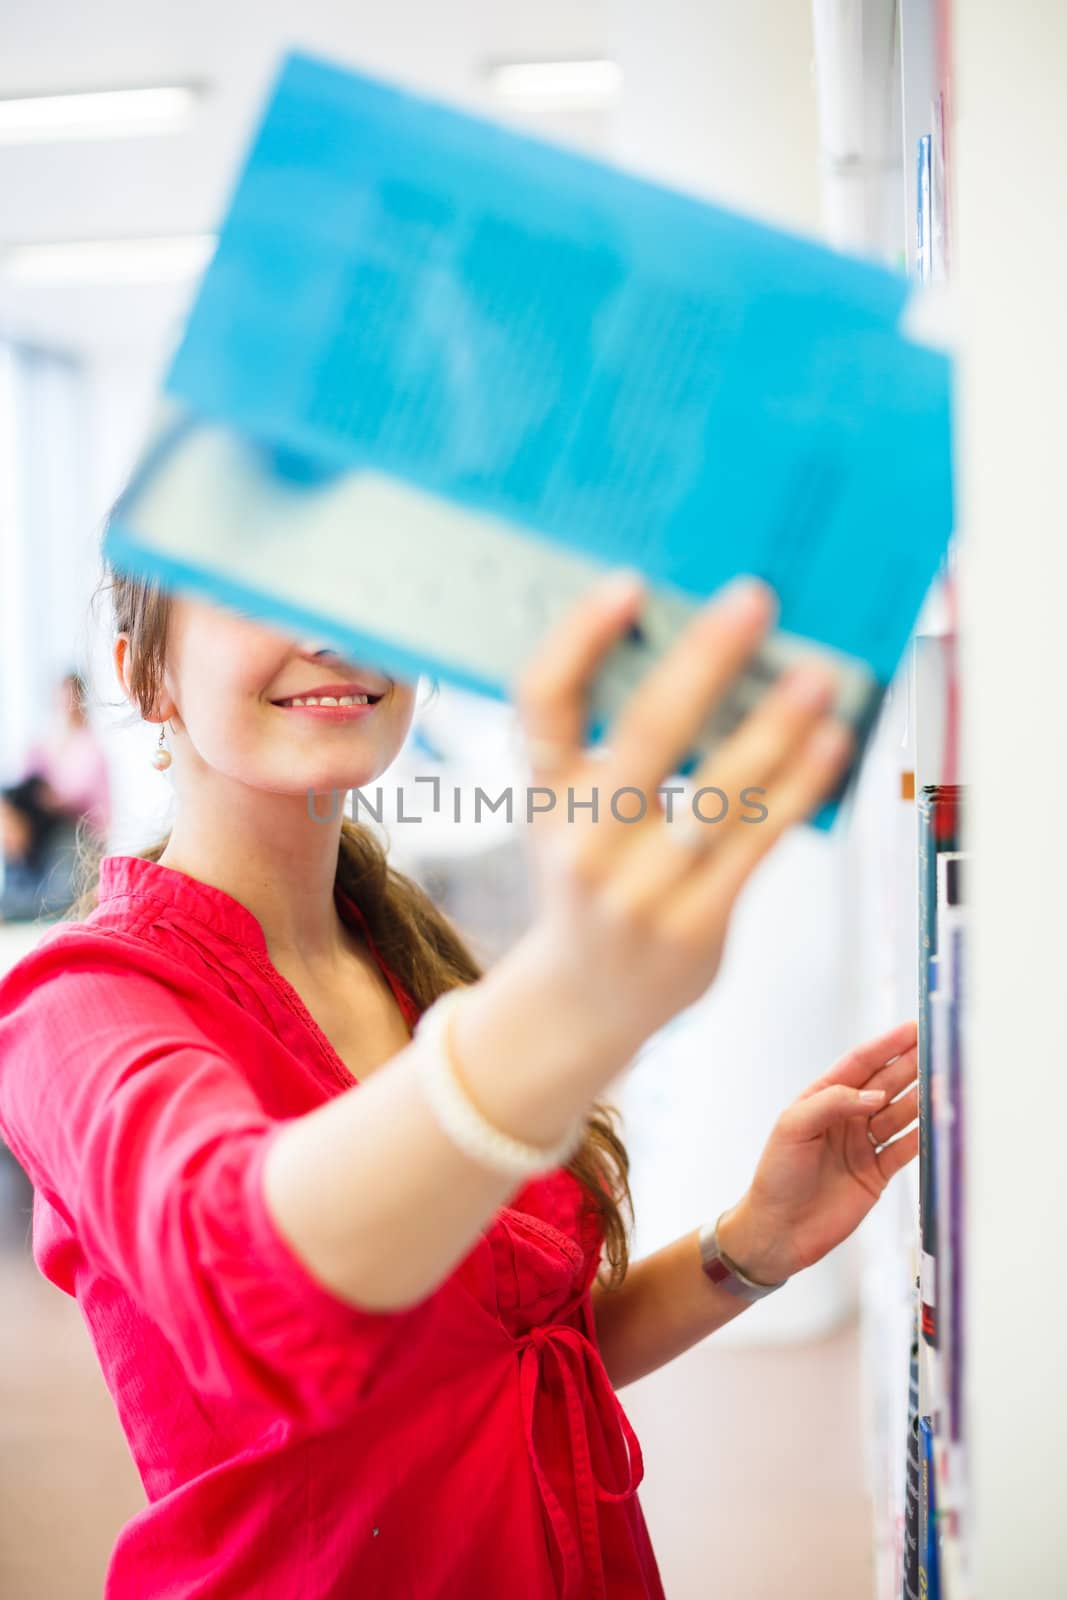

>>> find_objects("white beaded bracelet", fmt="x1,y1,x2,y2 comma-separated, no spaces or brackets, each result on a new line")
412,987,586,1180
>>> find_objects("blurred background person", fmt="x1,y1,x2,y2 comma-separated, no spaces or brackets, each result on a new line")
23,671,111,845
0,670,111,923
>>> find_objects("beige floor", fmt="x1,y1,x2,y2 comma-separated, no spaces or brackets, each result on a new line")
0,1190,872,1599
622,1311,875,1599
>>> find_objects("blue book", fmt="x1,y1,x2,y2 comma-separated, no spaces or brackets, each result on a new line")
106,51,954,830
918,1414,942,1600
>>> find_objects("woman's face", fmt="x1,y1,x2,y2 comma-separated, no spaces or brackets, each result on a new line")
137,595,418,795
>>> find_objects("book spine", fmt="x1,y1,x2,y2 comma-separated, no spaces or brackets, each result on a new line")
948,920,965,1447
903,1315,921,1600
919,788,963,1353
933,852,967,1465
933,850,965,1456
929,945,948,1376
919,1414,941,1600
917,134,933,284
917,790,937,1346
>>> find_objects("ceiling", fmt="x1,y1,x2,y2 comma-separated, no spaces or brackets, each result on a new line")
0,0,617,354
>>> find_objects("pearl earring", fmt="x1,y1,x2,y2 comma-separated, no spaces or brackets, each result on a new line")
151,722,172,771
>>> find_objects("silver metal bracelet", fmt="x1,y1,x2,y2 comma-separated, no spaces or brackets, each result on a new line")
698,1211,790,1303
412,987,586,1181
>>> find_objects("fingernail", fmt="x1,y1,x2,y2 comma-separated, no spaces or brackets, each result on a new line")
859,1089,886,1106
717,575,777,622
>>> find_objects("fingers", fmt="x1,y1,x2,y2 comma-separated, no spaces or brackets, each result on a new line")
876,1125,920,1181
598,577,779,800
781,1083,889,1142
512,569,646,786
797,1021,919,1100
848,1018,919,1077
681,658,841,828
868,1083,919,1145
660,712,854,940
593,655,849,914
863,1045,919,1103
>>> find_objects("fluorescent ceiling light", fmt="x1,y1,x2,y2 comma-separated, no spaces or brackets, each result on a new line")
486,59,622,110
2,234,217,286
0,85,202,145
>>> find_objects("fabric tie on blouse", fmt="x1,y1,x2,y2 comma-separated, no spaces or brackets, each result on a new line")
517,1320,644,1600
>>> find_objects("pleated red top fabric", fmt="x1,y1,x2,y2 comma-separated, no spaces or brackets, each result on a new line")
0,854,666,1599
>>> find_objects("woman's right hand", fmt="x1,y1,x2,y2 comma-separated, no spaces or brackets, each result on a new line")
508,568,855,1076
261,573,857,1315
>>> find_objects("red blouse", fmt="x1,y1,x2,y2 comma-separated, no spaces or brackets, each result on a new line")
0,853,666,1599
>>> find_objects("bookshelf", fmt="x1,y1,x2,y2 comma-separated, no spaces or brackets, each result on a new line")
812,2,963,1596
814,2,1067,1593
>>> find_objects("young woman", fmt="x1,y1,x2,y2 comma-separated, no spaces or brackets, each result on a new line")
0,554,918,1598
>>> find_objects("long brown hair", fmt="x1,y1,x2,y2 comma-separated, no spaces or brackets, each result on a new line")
69,558,634,1291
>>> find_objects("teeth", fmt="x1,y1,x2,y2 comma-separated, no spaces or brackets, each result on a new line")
278,693,372,707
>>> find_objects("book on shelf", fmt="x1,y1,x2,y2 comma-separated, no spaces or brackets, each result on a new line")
917,134,933,285
917,784,963,1352
919,1414,942,1600
932,852,967,1448
880,25,961,1600
903,1314,921,1600
912,782,970,1600
931,852,970,1598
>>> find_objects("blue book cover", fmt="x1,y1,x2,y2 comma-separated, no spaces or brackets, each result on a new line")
918,1415,942,1600
106,51,955,830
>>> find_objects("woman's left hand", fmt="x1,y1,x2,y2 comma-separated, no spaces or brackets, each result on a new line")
716,1019,920,1286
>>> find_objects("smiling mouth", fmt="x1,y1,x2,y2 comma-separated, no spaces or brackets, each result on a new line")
271,693,383,708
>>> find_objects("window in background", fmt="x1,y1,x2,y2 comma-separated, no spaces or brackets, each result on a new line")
0,340,91,785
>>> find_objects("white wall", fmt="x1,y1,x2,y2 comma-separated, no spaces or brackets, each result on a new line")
613,0,823,235
954,3,1067,1593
